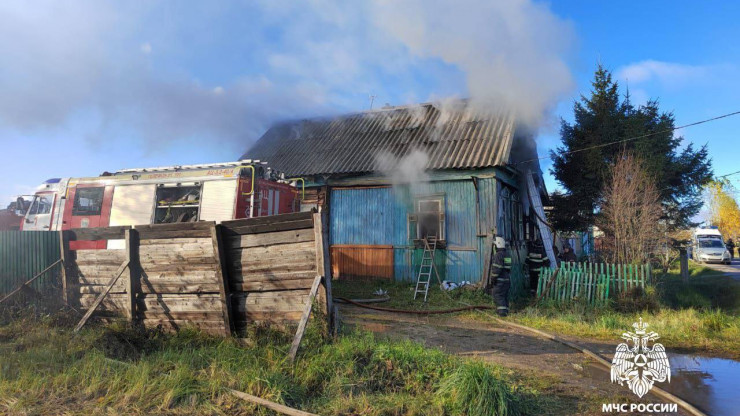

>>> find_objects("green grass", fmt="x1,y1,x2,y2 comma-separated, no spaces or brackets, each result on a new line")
0,312,563,415
506,262,740,359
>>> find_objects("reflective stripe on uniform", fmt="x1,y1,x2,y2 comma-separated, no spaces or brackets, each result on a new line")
497,278,509,282
497,306,509,310
528,258,544,263
491,263,503,268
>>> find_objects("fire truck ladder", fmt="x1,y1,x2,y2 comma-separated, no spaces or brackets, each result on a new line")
414,235,441,302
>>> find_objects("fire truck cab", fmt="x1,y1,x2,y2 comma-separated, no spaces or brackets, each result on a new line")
20,160,301,248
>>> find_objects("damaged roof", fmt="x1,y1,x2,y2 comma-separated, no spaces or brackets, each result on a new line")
241,100,517,177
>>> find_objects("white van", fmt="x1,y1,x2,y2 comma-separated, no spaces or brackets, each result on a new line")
692,226,731,264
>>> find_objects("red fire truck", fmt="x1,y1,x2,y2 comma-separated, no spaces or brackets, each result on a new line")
19,160,302,248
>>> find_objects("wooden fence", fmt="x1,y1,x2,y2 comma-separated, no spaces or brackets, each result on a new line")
58,211,329,336
536,261,652,304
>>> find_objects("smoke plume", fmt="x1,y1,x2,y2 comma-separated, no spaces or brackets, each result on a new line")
370,0,575,129
0,0,574,148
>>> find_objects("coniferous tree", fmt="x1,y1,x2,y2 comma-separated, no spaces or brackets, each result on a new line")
550,64,712,231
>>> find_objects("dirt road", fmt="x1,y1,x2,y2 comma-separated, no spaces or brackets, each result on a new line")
341,305,690,416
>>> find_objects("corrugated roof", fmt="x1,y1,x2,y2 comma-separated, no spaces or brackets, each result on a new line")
241,100,516,177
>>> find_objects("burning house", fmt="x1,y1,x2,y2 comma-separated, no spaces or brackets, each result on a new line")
243,100,553,297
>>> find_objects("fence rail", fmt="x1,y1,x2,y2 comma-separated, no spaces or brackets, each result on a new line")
536,261,652,304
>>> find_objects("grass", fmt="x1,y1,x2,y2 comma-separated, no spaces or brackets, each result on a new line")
508,261,740,359
0,311,563,415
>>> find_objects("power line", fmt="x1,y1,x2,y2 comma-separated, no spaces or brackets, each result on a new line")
517,110,740,165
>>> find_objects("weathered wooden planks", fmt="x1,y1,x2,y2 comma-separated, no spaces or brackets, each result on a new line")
69,226,130,241
63,210,330,335
227,229,314,249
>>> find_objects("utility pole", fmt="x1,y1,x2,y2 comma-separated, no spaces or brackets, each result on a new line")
369,94,376,110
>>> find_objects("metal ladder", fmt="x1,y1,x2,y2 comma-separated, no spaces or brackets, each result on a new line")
414,235,440,301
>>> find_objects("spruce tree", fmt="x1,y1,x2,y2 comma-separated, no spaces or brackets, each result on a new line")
550,64,712,231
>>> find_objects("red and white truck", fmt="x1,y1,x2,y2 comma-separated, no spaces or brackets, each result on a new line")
19,160,302,248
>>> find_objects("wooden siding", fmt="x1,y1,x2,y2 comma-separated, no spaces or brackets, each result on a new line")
330,245,393,280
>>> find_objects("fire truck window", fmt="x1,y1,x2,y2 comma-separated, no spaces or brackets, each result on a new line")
73,188,104,216
154,185,201,223
28,195,52,216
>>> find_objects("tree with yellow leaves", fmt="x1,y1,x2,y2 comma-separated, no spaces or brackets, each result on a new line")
704,179,740,240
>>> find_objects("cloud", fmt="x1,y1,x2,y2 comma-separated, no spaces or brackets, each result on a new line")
616,60,719,87
140,42,152,54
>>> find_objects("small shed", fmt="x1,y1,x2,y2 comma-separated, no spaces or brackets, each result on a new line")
243,100,549,298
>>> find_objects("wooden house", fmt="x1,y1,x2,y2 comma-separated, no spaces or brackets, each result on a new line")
243,100,551,298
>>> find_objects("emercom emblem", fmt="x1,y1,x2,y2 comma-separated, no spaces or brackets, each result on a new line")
610,318,671,398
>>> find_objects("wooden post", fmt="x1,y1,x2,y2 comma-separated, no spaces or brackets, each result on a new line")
125,229,140,324
211,224,234,336
679,247,689,283
313,212,331,329
228,388,319,416
58,230,71,305
288,274,322,362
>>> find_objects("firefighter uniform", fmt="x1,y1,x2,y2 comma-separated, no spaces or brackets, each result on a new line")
526,242,549,294
489,248,512,317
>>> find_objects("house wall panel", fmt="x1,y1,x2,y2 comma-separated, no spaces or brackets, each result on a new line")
329,179,495,283
330,245,393,280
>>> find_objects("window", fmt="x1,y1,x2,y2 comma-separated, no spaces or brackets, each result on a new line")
154,184,201,223
411,195,445,240
29,194,53,216
73,187,104,216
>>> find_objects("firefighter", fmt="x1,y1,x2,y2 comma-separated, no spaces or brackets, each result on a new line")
526,240,549,295
726,238,735,261
560,244,577,264
488,236,512,317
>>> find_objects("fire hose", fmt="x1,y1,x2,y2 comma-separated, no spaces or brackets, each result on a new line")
334,297,494,314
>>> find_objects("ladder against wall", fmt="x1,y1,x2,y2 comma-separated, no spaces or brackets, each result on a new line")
414,236,440,302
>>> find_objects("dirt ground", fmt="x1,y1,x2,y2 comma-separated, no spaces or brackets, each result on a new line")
340,304,689,416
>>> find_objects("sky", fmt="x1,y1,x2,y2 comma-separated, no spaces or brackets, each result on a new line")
1,1,739,207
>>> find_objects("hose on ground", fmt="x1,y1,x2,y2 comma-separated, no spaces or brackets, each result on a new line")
335,297,495,315
333,296,390,304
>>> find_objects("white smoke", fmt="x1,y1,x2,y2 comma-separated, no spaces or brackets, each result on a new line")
374,149,429,186
370,0,575,129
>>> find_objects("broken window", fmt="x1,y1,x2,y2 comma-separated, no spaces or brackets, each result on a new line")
154,183,201,223
409,195,445,241
73,187,104,216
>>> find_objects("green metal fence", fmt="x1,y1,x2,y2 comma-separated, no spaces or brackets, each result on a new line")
0,231,61,298
536,261,652,304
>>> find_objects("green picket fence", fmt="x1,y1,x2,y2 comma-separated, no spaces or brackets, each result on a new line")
536,261,652,304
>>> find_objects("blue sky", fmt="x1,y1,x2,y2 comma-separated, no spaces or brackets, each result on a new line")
1,1,739,207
